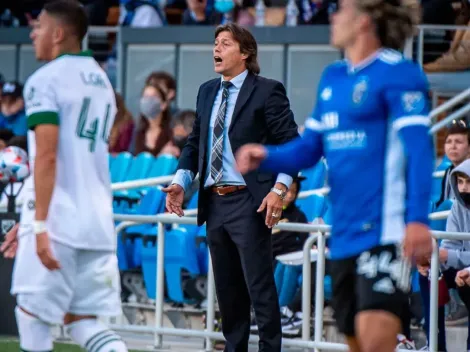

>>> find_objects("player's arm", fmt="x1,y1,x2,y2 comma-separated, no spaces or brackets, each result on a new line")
386,84,434,226
260,115,324,175
24,78,60,223
33,124,58,221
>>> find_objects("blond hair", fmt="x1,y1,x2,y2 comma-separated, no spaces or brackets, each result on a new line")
357,0,421,50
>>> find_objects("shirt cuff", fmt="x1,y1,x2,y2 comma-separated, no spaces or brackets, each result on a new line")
276,174,293,189
172,169,194,193
445,249,459,270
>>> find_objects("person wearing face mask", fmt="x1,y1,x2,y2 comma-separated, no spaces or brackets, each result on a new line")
418,159,470,351
160,109,196,158
0,81,27,137
132,78,173,156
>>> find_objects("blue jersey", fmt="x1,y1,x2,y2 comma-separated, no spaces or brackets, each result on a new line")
261,49,434,260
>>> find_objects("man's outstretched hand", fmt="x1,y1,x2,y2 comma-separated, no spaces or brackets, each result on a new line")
236,144,268,174
162,184,185,217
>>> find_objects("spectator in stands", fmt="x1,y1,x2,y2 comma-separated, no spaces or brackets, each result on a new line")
144,71,178,116
418,159,470,351
109,92,135,154
0,129,14,151
296,0,337,25
0,81,27,136
119,0,167,27
161,109,196,157
436,121,470,208
132,74,173,156
183,0,222,24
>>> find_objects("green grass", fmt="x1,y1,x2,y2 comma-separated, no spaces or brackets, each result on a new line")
0,340,144,352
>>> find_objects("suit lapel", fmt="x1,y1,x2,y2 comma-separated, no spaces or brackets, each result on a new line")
229,73,256,134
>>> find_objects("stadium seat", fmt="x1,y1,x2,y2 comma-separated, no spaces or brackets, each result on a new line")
296,194,328,223
274,263,301,307
195,224,209,275
178,191,200,236
164,227,201,303
131,154,179,196
114,152,154,200
117,188,166,271
299,159,327,191
110,152,133,183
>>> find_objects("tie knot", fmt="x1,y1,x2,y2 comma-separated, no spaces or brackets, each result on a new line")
222,81,232,90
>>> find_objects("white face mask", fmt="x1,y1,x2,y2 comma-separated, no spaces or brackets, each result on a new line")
140,96,162,119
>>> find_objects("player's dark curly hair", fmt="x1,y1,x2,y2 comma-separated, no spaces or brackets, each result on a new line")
357,0,421,50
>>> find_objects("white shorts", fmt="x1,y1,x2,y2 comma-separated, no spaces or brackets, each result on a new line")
11,232,122,325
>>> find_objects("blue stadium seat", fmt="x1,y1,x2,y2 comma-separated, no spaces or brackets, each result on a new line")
195,225,208,275
117,188,166,271
178,191,200,236
131,154,179,196
274,263,301,307
164,227,201,303
109,153,116,171
296,194,328,222
110,152,133,183
114,152,154,200
148,154,178,178
299,159,327,191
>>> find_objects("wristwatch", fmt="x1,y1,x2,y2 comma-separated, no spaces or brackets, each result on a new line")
270,187,287,200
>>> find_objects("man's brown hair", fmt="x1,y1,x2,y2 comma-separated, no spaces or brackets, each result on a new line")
215,23,260,75
445,121,470,145
356,0,421,50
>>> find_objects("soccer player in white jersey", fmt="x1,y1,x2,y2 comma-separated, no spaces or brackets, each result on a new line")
236,0,434,351
0,1,128,351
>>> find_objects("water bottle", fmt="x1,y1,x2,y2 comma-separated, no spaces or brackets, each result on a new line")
285,0,299,27
255,0,265,27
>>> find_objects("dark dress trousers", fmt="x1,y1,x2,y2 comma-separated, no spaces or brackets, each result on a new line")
177,72,299,352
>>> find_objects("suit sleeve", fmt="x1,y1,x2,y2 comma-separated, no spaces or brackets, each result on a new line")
176,86,202,177
384,66,434,226
264,82,300,145
261,81,324,175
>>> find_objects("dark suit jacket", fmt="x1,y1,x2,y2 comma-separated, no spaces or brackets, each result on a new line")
177,72,299,225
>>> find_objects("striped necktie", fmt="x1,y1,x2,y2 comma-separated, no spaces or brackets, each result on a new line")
210,81,232,184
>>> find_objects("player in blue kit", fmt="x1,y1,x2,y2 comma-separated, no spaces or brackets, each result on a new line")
236,0,433,350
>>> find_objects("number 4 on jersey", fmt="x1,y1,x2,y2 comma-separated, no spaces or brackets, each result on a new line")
76,97,112,152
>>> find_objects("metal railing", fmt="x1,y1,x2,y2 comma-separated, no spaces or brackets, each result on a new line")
111,211,463,352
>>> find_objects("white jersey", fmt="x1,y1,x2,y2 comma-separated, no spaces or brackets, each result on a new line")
22,51,117,251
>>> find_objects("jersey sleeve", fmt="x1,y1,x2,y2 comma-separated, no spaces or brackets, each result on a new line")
384,63,430,131
384,63,434,225
24,71,60,130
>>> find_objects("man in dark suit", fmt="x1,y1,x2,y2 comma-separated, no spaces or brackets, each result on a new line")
163,23,299,352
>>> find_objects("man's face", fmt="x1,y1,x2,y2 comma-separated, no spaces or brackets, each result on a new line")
330,0,365,49
457,175,470,193
30,11,56,61
1,96,24,117
213,31,247,77
445,133,470,166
